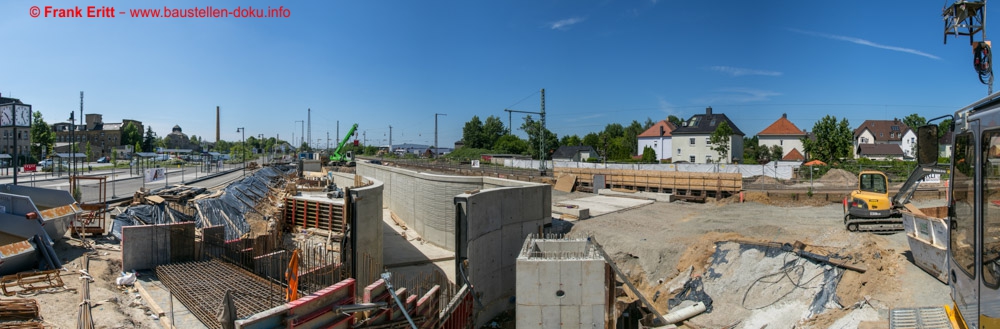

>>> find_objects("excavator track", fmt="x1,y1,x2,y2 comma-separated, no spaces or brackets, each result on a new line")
845,214,904,233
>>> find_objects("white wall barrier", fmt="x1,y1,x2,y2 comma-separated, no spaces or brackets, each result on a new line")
500,159,796,179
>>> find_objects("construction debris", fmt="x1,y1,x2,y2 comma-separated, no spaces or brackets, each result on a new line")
553,174,577,192
0,298,40,320
1,269,65,296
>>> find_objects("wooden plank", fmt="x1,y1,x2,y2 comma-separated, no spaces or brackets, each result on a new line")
553,174,577,192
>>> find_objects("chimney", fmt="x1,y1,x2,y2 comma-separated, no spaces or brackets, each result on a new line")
782,113,787,119
659,125,664,136
705,107,713,116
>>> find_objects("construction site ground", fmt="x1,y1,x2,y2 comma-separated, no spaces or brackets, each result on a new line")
555,189,952,328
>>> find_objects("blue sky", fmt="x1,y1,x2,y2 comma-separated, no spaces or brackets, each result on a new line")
0,0,990,149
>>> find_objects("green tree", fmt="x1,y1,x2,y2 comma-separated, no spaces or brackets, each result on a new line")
481,115,506,150
142,127,157,152
299,141,312,152
121,122,141,147
802,115,853,163
494,134,529,154
134,141,142,154
85,141,92,162
216,140,232,153
231,143,250,161
709,121,733,163
520,115,559,159
462,116,486,149
769,145,783,162
938,118,953,139
560,134,582,147
624,120,644,155
902,113,927,131
29,112,54,161
641,146,657,163
743,136,760,164
582,132,600,150
643,117,655,130
667,115,683,128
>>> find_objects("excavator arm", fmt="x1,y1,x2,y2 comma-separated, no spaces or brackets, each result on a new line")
330,123,359,162
891,164,949,207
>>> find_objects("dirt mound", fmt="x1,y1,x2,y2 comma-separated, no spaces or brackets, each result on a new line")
818,169,858,187
752,175,783,185
743,191,771,204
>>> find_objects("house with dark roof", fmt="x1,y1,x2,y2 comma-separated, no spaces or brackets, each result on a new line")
551,145,597,162
672,107,745,163
636,120,676,161
939,131,953,158
757,113,808,162
858,144,905,160
854,119,915,159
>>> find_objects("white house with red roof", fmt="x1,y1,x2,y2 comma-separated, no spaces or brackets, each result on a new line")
757,113,807,161
637,120,676,161
853,119,916,159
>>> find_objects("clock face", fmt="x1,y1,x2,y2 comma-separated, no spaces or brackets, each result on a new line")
0,106,11,127
14,105,30,127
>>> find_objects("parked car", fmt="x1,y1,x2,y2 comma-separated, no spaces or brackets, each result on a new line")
154,154,170,161
96,157,109,163
38,159,53,168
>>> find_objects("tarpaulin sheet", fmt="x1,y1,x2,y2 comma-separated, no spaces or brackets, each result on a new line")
112,204,167,240
190,165,293,240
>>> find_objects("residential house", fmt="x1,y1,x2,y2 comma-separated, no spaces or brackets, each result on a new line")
939,131,953,158
858,144,905,160
853,119,916,159
757,113,807,161
672,107,745,163
551,145,597,162
636,120,676,161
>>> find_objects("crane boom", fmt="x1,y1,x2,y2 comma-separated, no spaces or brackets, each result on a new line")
330,123,358,163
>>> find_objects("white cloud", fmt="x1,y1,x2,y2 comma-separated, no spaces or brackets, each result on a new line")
789,28,941,60
696,88,781,104
550,17,586,30
709,66,783,77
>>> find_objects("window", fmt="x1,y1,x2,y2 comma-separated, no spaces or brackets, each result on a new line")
705,137,710,144
689,138,695,145
858,173,887,194
780,140,783,146
706,155,712,163
952,132,976,278
689,155,695,162
677,148,681,155
984,131,1000,287
880,133,884,137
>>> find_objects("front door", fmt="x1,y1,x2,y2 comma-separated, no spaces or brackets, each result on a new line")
950,128,979,327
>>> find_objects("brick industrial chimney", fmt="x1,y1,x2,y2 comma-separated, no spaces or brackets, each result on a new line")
216,106,220,144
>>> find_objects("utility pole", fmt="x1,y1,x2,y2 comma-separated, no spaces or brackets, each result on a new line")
388,125,393,154
326,132,330,152
336,121,340,149
307,108,311,149
236,127,245,177
539,88,546,175
295,120,304,148
503,88,547,175
434,113,446,158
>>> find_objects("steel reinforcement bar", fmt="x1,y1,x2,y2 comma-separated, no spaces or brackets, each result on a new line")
156,259,286,329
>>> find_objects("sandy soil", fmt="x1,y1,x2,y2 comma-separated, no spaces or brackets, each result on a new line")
0,236,162,329
564,194,952,328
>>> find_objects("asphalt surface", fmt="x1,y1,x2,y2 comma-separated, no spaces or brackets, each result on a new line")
1,163,249,204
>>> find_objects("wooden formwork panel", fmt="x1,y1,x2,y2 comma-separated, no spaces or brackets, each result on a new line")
555,168,742,192
282,198,345,233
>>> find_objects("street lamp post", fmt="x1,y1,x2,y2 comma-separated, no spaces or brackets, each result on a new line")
237,127,245,177
68,112,75,178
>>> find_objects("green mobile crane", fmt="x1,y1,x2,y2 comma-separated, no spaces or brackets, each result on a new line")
329,123,358,166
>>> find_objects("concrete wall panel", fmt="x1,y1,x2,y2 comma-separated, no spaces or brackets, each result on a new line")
350,176,384,290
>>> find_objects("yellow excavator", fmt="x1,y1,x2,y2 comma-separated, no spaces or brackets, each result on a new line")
843,170,897,232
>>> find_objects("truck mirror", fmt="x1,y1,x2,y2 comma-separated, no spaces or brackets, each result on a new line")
917,125,938,166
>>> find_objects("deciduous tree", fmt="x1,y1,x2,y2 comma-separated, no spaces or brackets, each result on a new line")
802,115,852,163
709,121,733,163
29,112,54,161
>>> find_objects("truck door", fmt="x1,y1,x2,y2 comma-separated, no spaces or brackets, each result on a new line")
951,129,979,326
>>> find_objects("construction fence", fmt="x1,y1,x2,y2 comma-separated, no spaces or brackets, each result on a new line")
554,167,743,198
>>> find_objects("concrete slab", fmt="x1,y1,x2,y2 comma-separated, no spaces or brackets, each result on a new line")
597,189,673,202
554,195,654,218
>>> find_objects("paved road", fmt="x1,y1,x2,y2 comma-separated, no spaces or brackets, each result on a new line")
2,164,250,204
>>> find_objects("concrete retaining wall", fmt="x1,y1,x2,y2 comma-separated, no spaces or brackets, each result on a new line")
121,222,196,271
349,175,384,291
357,163,482,251
455,183,551,327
